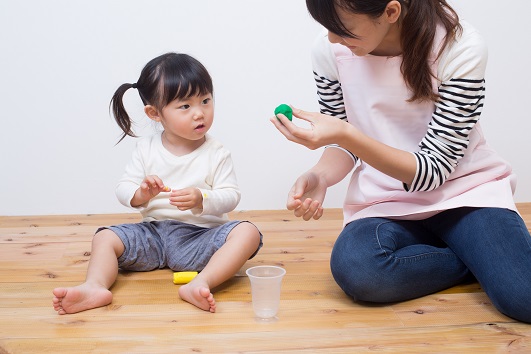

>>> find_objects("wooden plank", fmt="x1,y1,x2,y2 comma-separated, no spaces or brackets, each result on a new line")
0,205,530,353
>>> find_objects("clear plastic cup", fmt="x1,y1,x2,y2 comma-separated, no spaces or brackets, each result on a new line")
246,265,286,320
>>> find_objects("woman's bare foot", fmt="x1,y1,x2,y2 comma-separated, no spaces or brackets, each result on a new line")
52,283,113,315
178,279,216,312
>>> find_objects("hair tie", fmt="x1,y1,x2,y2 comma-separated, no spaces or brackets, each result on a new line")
132,83,138,89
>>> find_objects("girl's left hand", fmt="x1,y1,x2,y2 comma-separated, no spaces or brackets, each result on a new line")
270,106,352,150
169,187,203,211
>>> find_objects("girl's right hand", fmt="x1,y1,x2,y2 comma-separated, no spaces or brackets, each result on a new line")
287,172,327,221
131,175,168,207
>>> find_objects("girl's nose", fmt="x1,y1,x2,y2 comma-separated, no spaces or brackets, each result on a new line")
193,108,204,119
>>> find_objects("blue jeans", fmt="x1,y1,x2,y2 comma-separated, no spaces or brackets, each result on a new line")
330,207,531,323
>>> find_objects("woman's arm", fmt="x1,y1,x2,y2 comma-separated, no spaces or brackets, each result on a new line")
271,110,417,186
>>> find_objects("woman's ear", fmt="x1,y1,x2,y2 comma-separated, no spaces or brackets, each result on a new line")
144,105,161,122
385,0,402,24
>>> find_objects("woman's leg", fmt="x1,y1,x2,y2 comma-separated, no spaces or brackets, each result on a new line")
431,207,531,323
52,229,125,314
178,222,262,312
330,217,470,303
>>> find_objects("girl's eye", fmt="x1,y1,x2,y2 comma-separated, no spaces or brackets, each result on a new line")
179,104,190,110
202,98,211,105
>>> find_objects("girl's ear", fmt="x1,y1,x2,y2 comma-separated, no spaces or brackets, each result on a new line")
385,0,401,24
144,105,161,122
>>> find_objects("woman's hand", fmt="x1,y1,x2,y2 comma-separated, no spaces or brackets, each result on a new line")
270,106,353,150
131,175,169,207
169,187,203,211
287,171,328,221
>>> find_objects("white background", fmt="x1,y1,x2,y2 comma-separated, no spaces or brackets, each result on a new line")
1,0,530,216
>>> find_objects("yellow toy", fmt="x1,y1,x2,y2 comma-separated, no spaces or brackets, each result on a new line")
173,271,198,284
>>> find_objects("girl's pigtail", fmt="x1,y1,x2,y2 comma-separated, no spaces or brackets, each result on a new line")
110,83,137,144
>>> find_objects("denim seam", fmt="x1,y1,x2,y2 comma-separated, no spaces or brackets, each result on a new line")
374,220,457,264
394,252,456,265
374,220,394,257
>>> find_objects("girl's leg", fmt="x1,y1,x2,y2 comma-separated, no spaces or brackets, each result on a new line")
432,207,531,323
178,222,261,312
52,229,125,314
330,217,470,303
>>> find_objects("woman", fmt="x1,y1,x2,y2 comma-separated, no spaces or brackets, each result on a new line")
271,0,531,323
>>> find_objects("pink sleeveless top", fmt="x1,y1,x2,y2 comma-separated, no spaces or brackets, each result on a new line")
330,26,517,224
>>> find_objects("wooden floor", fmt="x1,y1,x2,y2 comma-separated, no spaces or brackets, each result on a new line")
1,205,530,353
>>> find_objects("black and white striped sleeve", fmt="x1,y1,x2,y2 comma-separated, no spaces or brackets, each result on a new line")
406,22,488,192
407,78,485,192
314,71,347,121
311,31,358,163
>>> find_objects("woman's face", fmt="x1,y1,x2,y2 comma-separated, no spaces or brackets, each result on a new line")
327,3,401,57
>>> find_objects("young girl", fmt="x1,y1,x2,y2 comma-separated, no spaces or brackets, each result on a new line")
271,0,531,323
53,52,263,314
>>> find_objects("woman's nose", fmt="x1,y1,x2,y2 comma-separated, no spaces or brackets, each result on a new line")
327,31,342,44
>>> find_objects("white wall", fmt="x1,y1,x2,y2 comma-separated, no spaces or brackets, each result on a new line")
1,0,530,216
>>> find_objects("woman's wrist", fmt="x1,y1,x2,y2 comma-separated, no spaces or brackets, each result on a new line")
336,122,357,150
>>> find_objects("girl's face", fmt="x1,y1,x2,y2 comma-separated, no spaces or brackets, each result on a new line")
328,3,401,57
158,93,214,145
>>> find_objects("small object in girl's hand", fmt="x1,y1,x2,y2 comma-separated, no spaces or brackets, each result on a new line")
173,271,198,284
274,104,293,121
162,186,171,192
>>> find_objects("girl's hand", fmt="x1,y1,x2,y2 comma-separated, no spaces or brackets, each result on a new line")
131,175,168,207
287,171,328,221
270,107,353,150
169,187,203,211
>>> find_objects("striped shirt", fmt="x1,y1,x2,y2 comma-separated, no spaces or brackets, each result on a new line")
312,22,488,192
412,77,485,191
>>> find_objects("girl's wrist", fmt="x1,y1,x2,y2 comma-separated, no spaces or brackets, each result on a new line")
131,190,148,207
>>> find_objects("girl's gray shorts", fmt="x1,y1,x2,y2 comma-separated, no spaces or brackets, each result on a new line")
96,220,263,272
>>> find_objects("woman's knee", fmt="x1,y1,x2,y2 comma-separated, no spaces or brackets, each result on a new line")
330,218,464,303
330,228,391,302
487,286,531,323
330,250,395,302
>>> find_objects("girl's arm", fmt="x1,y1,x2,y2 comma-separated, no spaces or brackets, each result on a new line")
116,142,150,208
192,148,241,216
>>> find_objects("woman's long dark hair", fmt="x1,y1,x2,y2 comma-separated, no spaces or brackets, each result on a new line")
110,53,213,143
306,0,461,102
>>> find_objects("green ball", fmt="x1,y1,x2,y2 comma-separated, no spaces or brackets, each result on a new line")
274,104,293,121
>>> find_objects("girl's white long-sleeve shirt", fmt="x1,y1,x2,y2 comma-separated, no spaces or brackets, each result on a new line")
115,133,241,228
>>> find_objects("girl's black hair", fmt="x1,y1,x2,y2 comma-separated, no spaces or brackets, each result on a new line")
110,52,213,143
306,0,461,102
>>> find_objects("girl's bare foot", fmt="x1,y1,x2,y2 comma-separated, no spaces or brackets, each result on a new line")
178,279,216,313
52,283,112,315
